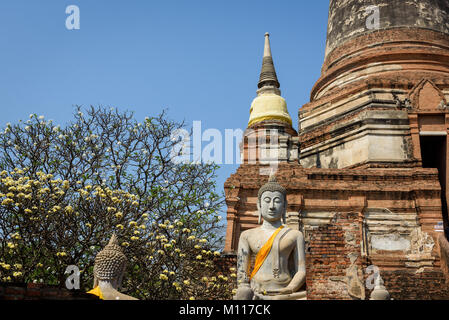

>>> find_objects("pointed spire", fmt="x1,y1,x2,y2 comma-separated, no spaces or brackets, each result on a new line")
263,32,273,57
108,233,119,247
258,33,280,90
103,233,123,253
248,33,292,127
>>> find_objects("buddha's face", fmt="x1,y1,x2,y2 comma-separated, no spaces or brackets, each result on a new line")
258,191,286,223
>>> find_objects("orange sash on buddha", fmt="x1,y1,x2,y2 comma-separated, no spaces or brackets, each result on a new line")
87,286,104,300
249,226,284,281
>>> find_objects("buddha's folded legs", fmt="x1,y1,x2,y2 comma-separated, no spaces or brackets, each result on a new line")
253,290,307,300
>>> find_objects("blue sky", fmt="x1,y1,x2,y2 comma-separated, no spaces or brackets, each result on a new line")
0,0,329,208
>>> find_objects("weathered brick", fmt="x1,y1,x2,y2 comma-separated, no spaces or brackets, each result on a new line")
5,287,26,295
25,289,42,297
4,295,24,301
0,283,101,300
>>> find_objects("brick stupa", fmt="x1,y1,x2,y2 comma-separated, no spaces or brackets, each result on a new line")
224,0,449,299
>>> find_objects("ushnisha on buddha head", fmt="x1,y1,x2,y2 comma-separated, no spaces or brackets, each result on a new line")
93,233,127,290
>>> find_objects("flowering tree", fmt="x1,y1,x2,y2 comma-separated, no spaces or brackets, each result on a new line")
0,107,236,299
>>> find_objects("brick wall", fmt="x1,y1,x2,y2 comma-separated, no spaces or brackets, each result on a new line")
214,254,237,274
379,270,449,300
0,283,98,300
306,212,364,300
438,234,449,284
306,212,449,300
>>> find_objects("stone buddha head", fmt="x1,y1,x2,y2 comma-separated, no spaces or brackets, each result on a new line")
257,174,287,224
93,233,127,290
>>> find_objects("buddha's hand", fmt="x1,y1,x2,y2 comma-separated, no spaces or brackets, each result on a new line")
266,287,294,295
278,287,294,295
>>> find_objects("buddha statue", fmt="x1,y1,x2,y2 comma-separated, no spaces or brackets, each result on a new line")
234,174,307,300
87,234,138,300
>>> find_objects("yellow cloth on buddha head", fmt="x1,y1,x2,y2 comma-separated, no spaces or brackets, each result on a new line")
87,286,104,300
249,226,284,281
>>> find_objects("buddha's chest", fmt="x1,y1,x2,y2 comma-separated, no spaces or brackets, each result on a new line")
250,233,295,255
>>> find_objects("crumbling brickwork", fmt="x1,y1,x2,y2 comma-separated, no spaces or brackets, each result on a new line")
306,212,364,300
326,0,449,57
0,283,98,300
377,270,449,300
438,234,449,284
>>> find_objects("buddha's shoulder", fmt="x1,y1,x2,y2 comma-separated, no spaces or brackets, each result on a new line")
102,290,138,300
285,228,304,239
240,227,263,238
